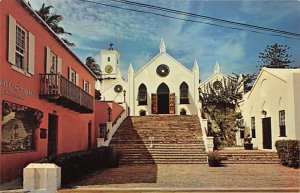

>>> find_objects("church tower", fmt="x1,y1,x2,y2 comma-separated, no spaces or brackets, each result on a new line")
100,43,121,79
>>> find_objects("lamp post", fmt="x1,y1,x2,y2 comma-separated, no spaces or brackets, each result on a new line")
123,90,126,103
107,107,112,122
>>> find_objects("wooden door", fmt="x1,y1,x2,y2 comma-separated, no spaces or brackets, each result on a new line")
262,117,272,149
151,93,157,114
169,93,175,114
48,114,58,156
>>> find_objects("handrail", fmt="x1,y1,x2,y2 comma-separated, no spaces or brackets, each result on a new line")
112,109,125,126
39,73,93,112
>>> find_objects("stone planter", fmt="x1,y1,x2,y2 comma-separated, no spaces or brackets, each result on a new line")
244,143,253,150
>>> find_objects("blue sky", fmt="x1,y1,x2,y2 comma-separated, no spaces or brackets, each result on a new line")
28,0,300,80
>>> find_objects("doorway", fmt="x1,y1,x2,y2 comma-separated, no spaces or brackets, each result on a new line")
88,121,92,149
262,117,272,149
157,83,169,114
48,114,58,156
151,83,175,114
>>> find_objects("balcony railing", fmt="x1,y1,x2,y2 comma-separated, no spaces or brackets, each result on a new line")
40,74,93,113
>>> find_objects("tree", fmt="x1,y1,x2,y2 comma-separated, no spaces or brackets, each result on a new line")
230,73,257,93
85,56,102,79
35,3,75,47
258,43,294,69
200,77,243,146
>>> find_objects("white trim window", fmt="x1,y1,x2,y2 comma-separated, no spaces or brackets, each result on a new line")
15,25,26,70
279,110,286,137
68,67,79,85
8,15,35,75
251,116,256,138
45,47,62,74
83,80,90,93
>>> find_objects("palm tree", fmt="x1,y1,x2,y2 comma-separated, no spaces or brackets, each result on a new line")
35,3,75,46
85,56,102,80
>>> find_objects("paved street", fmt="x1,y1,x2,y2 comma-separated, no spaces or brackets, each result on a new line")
59,164,300,192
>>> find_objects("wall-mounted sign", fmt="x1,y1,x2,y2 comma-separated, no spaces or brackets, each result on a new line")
40,128,47,139
0,80,37,100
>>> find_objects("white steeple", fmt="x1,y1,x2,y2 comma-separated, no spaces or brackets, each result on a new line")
128,63,134,74
159,38,166,53
193,59,199,70
214,61,222,74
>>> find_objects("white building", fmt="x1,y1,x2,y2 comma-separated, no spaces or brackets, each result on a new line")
240,68,300,150
99,39,229,117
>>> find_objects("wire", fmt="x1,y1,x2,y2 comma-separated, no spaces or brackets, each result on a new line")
76,0,300,40
112,0,300,38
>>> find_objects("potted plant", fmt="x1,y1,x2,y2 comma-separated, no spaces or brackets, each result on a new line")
244,134,253,150
139,109,146,116
180,108,186,115
207,151,227,167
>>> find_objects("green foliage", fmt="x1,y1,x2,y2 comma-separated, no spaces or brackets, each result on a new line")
230,73,257,93
275,140,299,168
207,151,227,167
35,3,75,46
258,43,294,69
36,147,122,184
85,56,102,79
200,77,243,146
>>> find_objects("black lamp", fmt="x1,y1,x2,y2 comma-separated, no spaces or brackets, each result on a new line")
123,90,126,103
108,106,112,122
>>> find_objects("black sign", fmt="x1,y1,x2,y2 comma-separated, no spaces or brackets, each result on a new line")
40,128,47,139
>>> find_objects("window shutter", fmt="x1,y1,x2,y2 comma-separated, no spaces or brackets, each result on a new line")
76,72,79,86
46,46,51,73
57,56,62,74
8,15,16,65
68,67,72,80
27,32,35,75
88,82,91,94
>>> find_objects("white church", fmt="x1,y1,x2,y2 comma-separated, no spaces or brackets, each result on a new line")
98,39,224,116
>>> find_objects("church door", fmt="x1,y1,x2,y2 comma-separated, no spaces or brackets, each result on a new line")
169,93,175,114
151,93,158,114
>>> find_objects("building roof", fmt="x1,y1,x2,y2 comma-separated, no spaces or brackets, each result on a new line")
18,0,97,79
246,67,300,98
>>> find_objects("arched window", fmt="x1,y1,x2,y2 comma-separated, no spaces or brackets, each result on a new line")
138,84,147,105
180,82,189,104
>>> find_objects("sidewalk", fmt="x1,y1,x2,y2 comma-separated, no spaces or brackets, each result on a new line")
60,164,299,192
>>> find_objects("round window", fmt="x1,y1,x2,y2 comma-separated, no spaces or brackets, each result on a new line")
114,85,123,93
156,64,170,77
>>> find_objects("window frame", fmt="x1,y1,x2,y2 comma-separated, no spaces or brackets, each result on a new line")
279,110,286,137
138,84,147,106
180,82,189,104
251,116,256,138
83,80,90,94
15,24,27,71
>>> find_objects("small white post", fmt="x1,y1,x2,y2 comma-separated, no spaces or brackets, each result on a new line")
149,136,154,148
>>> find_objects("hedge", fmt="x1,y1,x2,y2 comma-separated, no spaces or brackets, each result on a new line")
35,147,121,184
275,140,300,168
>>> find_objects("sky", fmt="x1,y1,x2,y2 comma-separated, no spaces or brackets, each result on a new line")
28,0,300,80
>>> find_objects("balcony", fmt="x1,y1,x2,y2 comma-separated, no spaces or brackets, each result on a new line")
40,74,93,113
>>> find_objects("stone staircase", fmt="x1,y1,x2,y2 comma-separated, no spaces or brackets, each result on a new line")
110,115,207,164
219,149,280,164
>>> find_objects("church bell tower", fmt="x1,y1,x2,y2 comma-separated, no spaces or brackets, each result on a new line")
100,43,121,80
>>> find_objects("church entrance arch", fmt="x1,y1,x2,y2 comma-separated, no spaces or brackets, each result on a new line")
151,83,175,114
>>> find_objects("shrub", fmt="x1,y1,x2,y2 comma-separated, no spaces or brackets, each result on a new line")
180,108,186,115
275,140,300,168
35,147,121,184
207,151,227,167
139,109,146,116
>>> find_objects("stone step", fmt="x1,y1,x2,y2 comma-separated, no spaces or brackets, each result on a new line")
110,115,206,164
